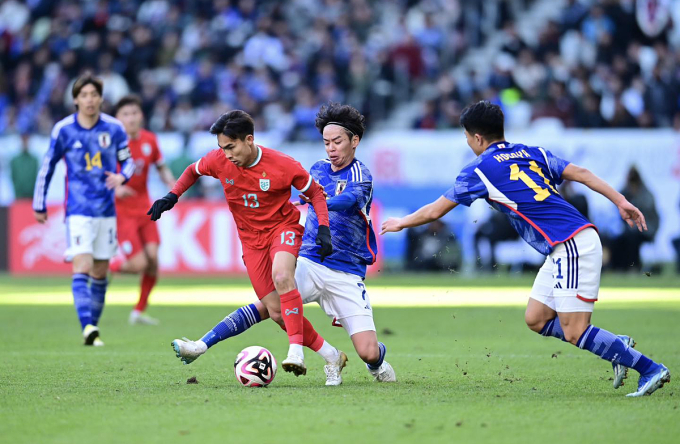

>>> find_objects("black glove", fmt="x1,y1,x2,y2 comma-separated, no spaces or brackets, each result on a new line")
147,192,178,221
316,225,333,262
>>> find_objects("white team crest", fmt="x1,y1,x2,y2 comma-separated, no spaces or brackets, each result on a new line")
98,132,111,148
335,179,347,195
142,143,152,156
259,178,270,191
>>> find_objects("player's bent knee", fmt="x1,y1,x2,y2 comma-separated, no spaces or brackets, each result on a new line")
268,309,283,325
354,339,380,363
272,272,295,292
524,313,545,333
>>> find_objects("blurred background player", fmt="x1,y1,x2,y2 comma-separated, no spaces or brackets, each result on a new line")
148,110,340,377
381,101,670,398
32,73,134,346
110,95,176,326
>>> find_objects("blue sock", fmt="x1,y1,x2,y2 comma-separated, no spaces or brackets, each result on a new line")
578,325,656,375
72,273,92,329
539,317,567,342
90,277,108,326
367,342,386,370
200,304,262,349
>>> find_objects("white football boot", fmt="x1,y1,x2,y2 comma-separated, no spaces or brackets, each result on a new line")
82,324,99,346
612,335,635,389
129,310,160,326
324,351,348,386
171,338,207,365
93,337,105,347
367,361,397,382
282,354,307,376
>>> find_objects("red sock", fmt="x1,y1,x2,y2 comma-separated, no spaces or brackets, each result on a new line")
278,289,304,345
277,317,324,351
302,317,324,351
134,274,157,312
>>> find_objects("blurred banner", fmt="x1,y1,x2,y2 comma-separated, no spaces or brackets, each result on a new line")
8,200,383,275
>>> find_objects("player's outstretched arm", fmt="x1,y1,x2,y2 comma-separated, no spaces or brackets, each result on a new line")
562,163,647,232
381,196,458,235
148,162,199,220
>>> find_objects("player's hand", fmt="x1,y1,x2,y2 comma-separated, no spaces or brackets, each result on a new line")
147,192,178,221
34,211,47,224
105,171,126,190
617,199,647,232
316,225,333,262
296,193,311,206
115,185,136,199
380,217,403,235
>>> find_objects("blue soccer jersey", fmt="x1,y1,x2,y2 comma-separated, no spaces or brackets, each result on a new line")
300,158,378,278
33,113,134,217
444,141,594,255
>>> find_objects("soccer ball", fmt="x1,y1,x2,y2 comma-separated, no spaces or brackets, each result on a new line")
234,346,277,387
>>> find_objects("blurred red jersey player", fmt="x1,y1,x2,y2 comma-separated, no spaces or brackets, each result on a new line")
111,95,175,325
148,110,334,376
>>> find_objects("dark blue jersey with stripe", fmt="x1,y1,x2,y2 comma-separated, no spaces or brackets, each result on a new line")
33,113,134,217
444,141,594,255
299,158,378,278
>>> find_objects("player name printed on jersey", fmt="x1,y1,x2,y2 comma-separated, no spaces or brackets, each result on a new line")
8,201,383,275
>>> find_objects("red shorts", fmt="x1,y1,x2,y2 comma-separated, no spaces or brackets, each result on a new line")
117,214,160,259
242,224,304,299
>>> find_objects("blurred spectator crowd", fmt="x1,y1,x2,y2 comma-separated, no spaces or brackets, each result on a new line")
412,0,680,130
0,0,505,140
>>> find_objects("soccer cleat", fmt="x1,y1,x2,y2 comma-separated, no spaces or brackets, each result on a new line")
282,354,307,377
324,351,348,386
171,338,207,365
367,361,397,382
82,324,99,346
93,337,105,347
129,310,160,326
626,365,670,397
613,335,636,389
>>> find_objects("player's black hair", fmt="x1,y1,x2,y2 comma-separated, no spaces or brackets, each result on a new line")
209,110,255,141
113,94,143,116
459,101,505,141
72,73,103,99
315,102,366,140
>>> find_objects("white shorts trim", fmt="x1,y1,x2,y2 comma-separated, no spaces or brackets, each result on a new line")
529,228,601,313
295,256,375,336
65,216,118,261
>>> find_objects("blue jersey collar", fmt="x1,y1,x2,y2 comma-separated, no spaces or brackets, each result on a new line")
329,157,357,175
484,141,511,155
73,112,102,131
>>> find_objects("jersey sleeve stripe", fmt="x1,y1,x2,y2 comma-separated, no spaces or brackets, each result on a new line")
33,156,51,210
358,163,363,181
300,175,313,192
537,148,550,168
195,159,202,175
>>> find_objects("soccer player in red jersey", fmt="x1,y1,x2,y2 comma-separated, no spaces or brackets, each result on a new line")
149,110,338,376
111,95,176,325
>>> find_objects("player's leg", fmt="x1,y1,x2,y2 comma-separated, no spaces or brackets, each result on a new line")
558,229,668,396
130,223,161,325
130,217,163,324
66,215,101,345
171,245,273,364
171,301,269,365
350,329,396,382
525,255,567,340
295,257,347,385
87,217,117,346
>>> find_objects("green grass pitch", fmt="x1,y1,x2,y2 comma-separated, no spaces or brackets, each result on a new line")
1,274,678,444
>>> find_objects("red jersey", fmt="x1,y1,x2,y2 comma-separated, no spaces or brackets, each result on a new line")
172,145,329,249
116,129,163,217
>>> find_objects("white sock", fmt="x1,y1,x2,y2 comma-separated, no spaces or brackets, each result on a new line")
196,340,208,353
288,344,304,358
317,340,339,363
